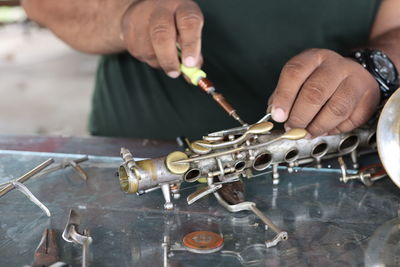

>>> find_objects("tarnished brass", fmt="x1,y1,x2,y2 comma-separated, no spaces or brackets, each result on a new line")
118,165,139,193
137,160,157,181
166,151,190,174
191,140,212,154
196,122,274,150
172,147,243,165
247,121,274,135
281,128,308,140
172,131,305,166
118,110,379,213
118,148,142,193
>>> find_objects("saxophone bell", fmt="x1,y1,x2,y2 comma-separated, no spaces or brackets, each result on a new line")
377,88,400,188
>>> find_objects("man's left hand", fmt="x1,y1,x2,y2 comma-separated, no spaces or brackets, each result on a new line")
269,48,380,137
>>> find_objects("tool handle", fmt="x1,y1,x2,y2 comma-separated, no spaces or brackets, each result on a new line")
180,64,206,86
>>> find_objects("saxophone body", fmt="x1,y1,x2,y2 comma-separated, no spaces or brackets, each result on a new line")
117,88,400,249
118,118,377,208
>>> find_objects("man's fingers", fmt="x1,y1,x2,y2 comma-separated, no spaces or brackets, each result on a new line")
271,49,326,122
196,54,203,68
146,58,161,69
267,92,274,112
305,77,364,136
149,7,180,77
285,66,345,129
335,88,380,133
134,33,159,67
176,2,203,67
123,1,205,74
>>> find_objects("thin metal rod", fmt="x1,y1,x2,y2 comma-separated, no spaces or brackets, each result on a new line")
173,137,284,164
0,158,54,197
82,230,90,267
249,204,282,234
31,156,88,180
0,156,88,188
69,160,88,181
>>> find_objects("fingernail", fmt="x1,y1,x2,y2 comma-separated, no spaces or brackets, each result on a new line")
271,107,286,122
184,56,196,67
284,124,292,132
167,71,180,78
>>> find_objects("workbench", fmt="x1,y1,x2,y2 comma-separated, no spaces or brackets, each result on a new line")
0,135,399,266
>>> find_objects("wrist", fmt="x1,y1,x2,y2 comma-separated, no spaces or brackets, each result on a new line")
347,49,399,101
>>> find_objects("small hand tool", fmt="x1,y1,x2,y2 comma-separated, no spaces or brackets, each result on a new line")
13,181,51,216
0,158,54,197
68,159,89,181
177,47,246,126
0,159,54,216
62,209,92,267
213,192,288,248
34,156,89,182
0,156,89,189
32,229,62,267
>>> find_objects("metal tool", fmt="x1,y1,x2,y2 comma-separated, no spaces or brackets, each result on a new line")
62,209,92,267
0,159,54,216
0,158,54,197
68,159,89,181
177,46,246,126
0,156,89,189
13,181,51,216
32,229,64,267
33,156,89,182
213,192,288,248
187,183,223,205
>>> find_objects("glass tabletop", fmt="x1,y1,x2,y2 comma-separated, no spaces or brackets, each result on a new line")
0,150,399,267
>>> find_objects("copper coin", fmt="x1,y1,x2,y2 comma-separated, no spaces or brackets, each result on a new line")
182,231,224,254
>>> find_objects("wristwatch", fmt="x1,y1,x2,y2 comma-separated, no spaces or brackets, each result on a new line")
349,49,399,99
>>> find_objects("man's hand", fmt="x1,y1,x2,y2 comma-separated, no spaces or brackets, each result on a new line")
121,0,204,78
269,48,380,137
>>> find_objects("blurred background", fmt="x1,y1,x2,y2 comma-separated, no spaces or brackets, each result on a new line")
0,1,98,136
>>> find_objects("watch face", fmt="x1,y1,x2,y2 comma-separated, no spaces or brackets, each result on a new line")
372,52,396,82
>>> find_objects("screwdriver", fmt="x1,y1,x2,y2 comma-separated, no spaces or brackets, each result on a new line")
177,49,246,126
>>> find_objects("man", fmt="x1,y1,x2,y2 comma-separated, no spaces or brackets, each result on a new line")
22,0,400,139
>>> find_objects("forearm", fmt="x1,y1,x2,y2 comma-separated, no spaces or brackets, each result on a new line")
368,27,400,70
22,0,134,54
366,0,400,69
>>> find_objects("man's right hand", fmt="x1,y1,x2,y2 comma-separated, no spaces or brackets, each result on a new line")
121,0,204,78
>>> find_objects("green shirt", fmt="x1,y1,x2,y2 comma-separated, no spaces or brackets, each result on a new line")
90,0,381,140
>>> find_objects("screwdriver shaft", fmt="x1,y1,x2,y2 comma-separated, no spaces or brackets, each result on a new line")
198,78,246,126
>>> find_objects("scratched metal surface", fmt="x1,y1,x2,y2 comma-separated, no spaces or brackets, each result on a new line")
0,150,400,267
